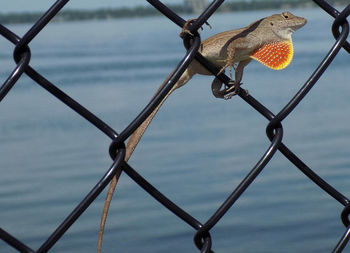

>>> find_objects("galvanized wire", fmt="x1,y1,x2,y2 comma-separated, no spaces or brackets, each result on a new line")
0,0,349,252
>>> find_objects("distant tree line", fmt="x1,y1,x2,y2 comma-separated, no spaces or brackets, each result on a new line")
0,0,347,24
220,0,347,12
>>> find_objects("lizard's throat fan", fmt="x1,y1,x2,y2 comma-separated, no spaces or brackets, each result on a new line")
250,40,294,70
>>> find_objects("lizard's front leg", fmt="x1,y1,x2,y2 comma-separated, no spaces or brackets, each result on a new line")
225,59,251,98
211,43,237,99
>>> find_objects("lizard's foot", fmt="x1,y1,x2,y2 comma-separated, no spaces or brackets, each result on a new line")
179,18,196,38
223,81,240,99
222,84,238,100
180,19,212,38
222,81,249,99
224,84,249,99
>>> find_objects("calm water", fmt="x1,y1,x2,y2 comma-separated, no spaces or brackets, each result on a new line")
1,7,350,253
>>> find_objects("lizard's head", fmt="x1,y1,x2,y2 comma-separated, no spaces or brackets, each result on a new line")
265,12,307,40
250,12,307,70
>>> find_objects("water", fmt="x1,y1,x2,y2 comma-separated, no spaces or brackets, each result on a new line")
0,7,350,253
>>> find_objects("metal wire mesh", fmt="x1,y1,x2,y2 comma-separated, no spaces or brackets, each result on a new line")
0,0,349,252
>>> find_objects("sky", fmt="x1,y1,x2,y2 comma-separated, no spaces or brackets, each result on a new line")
0,0,183,13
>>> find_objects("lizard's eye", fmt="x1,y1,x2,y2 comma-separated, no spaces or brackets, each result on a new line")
270,22,274,26
283,13,289,19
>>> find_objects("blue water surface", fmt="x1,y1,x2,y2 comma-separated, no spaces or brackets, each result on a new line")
0,7,350,253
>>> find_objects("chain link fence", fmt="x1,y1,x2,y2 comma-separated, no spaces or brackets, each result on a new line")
0,0,349,252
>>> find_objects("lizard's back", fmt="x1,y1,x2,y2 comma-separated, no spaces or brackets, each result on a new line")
188,26,251,76
200,28,246,62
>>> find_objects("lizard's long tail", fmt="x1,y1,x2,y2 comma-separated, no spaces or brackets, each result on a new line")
97,68,194,253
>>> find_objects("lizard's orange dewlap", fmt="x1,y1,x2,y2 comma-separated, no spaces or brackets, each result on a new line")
250,40,293,70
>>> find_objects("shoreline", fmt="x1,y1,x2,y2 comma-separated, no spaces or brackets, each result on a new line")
0,0,347,25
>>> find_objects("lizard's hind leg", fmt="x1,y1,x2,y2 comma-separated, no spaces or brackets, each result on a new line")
225,59,251,95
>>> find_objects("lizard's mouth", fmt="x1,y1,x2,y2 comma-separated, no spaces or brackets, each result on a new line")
292,18,307,31
288,21,306,33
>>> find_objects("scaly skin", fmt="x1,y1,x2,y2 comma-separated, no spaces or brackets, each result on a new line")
98,12,306,252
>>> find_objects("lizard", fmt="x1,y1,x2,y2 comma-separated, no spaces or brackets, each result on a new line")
97,11,306,252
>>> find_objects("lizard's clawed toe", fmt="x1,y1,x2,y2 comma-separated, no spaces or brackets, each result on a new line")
223,91,237,100
242,88,249,96
223,87,248,99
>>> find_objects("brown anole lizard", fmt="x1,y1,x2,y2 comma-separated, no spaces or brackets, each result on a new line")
98,11,306,252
